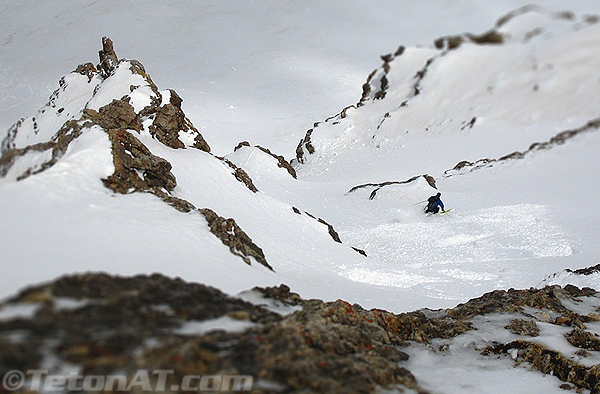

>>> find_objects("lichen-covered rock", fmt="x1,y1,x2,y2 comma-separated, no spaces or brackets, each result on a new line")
1,273,599,393
234,299,421,394
565,328,600,351
448,286,575,319
92,99,176,194
95,98,143,132
505,319,540,337
486,341,600,392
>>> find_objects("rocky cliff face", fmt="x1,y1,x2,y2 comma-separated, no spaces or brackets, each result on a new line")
1,272,599,393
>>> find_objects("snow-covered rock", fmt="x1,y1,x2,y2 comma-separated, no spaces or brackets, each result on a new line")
2,272,600,393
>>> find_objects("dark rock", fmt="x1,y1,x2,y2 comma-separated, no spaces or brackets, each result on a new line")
434,35,464,50
98,36,118,78
449,287,568,319
359,69,377,106
3,273,599,393
505,319,540,336
0,339,43,378
151,188,197,212
102,127,177,193
234,141,251,151
0,273,285,376
1,119,21,153
256,145,297,179
0,118,91,181
352,247,368,257
460,116,477,130
74,62,98,81
0,38,270,272
304,211,342,243
486,340,600,392
254,284,304,306
466,30,504,45
199,208,272,271
96,98,143,132
220,157,259,193
565,328,600,351
295,128,315,164
233,299,423,393
570,264,600,276
446,117,600,178
149,90,210,152
0,141,55,178
346,174,436,200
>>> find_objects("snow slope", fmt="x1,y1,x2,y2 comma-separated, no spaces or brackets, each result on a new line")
1,2,600,314
2,0,600,157
2,3,600,394
0,56,371,310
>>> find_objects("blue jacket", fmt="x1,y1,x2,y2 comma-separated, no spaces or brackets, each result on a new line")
427,195,444,211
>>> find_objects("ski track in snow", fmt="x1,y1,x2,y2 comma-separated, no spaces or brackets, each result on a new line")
339,204,573,293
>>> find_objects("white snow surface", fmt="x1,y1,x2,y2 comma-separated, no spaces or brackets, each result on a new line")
0,0,599,311
2,2,600,393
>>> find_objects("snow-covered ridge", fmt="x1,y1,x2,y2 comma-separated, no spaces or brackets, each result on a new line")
294,6,600,183
0,37,372,304
0,38,277,271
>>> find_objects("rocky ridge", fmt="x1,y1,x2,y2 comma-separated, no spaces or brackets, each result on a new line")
443,118,600,178
1,273,600,393
0,37,270,270
292,6,600,188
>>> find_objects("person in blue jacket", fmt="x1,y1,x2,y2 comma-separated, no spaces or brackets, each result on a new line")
425,192,444,214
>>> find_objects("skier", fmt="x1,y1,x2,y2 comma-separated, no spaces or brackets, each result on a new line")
425,192,444,214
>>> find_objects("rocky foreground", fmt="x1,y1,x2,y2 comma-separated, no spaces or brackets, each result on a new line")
1,272,600,393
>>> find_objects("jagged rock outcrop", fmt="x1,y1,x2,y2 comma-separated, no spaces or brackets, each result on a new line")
98,36,118,77
0,38,210,183
293,6,600,175
149,89,211,151
102,126,177,193
0,38,273,271
485,341,600,392
255,145,297,179
443,118,600,178
347,174,437,200
234,141,297,179
220,156,259,192
568,264,600,276
1,273,598,393
199,208,272,270
291,208,367,257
